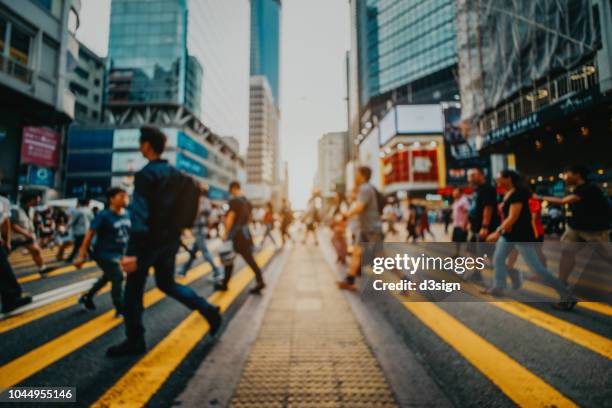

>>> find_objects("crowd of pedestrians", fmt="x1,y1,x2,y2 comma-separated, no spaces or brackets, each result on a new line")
0,126,298,358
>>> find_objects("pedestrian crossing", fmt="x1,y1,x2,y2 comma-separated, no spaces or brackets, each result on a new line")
1,238,610,407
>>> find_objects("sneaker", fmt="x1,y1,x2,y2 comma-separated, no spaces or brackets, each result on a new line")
249,282,266,294
2,295,33,314
78,295,96,310
106,339,146,358
337,280,357,291
552,298,578,311
213,282,228,292
201,305,222,336
480,287,505,297
508,268,523,290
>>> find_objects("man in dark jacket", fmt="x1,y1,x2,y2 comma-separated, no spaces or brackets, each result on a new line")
106,126,221,358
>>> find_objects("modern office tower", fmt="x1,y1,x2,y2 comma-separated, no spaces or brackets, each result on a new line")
69,42,105,125
66,0,243,200
317,132,348,199
348,0,459,136
245,76,279,203
0,0,81,199
245,0,281,205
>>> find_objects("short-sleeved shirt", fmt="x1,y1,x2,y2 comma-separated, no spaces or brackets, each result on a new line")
452,195,470,228
357,183,381,233
469,184,500,233
502,189,535,242
528,197,544,237
90,209,131,262
568,183,610,231
227,196,253,249
69,207,93,236
0,196,10,224
11,206,36,242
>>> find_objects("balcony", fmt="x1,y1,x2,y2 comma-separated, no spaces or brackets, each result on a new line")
0,55,33,85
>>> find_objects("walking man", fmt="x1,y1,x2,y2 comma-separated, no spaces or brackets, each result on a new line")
540,165,611,285
106,126,221,358
75,188,130,317
214,181,265,294
11,191,47,276
1,192,32,313
337,166,383,291
466,168,500,281
66,198,93,262
180,184,222,280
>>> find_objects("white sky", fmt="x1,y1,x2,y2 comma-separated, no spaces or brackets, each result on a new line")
77,0,350,209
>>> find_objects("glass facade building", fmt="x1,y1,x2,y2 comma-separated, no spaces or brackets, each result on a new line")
107,0,201,116
250,0,281,105
357,0,457,107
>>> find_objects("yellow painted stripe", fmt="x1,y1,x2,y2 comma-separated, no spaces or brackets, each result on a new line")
0,248,272,389
17,262,96,284
403,302,577,407
492,301,612,359
0,280,108,334
423,246,612,317
0,262,210,387
92,248,275,408
2,248,224,333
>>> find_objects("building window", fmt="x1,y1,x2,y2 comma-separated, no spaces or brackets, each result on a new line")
9,26,31,66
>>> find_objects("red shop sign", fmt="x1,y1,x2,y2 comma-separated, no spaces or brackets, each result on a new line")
20,127,60,168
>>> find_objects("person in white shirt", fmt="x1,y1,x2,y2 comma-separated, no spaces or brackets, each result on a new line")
1,193,32,313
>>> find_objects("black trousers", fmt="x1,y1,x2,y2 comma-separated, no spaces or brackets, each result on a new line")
123,240,216,342
222,244,263,287
0,246,22,306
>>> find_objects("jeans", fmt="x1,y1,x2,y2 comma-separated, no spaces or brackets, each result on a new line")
261,224,277,246
87,259,124,313
493,236,570,299
0,246,22,306
183,233,221,279
124,239,217,342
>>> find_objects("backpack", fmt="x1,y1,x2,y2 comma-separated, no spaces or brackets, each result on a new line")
373,186,386,215
170,171,201,230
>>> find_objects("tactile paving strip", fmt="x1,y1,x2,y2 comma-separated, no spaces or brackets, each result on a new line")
230,247,398,408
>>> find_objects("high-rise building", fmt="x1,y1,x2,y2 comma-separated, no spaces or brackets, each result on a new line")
317,132,348,199
0,0,81,199
246,0,281,204
106,0,201,117
245,75,279,204
65,0,244,200
69,42,105,125
250,0,281,106
348,0,479,194
457,0,612,192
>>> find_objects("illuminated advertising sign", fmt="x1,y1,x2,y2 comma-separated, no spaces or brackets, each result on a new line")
21,127,60,168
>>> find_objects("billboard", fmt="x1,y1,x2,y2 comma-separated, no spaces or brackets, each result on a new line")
21,127,60,168
396,105,443,135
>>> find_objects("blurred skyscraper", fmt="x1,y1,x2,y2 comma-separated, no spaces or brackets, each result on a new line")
246,0,282,205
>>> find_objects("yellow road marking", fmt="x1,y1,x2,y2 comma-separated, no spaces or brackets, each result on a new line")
2,245,227,333
403,301,577,407
92,248,275,408
422,246,612,317
17,262,96,284
422,268,612,360
0,283,107,334
0,248,273,389
492,301,612,359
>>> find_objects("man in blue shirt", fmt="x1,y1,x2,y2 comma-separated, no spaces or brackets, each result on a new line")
75,188,131,317
106,126,221,358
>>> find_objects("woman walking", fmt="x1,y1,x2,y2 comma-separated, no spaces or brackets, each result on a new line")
485,170,576,310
